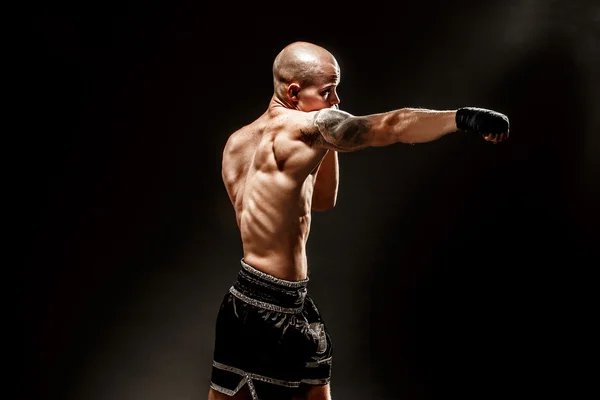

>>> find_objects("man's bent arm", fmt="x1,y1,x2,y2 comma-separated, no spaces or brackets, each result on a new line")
312,150,339,211
312,108,457,151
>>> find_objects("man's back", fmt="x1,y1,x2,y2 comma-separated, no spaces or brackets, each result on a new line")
221,105,329,281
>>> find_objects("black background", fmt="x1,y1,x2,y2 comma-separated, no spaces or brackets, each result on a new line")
23,2,599,399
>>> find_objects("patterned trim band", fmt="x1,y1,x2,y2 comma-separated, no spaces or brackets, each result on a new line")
210,381,246,397
213,360,302,388
240,259,309,288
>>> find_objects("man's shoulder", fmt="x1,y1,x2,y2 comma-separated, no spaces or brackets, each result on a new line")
224,108,318,151
224,125,256,152
267,108,320,138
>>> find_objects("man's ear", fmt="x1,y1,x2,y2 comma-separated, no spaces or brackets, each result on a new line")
287,83,300,104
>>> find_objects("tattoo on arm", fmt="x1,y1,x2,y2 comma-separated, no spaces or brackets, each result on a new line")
336,118,370,146
300,126,347,151
314,109,371,150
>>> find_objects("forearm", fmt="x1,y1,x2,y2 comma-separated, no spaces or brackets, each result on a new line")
374,108,457,145
312,150,339,211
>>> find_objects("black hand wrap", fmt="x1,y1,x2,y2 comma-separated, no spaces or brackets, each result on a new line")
456,107,509,134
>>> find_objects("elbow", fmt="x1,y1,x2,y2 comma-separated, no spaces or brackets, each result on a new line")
312,204,335,212
312,197,337,212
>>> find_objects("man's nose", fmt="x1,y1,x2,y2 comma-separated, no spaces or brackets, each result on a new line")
331,93,340,107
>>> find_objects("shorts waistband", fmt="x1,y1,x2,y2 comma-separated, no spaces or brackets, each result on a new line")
230,259,309,313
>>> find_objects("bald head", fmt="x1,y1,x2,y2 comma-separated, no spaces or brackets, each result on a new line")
272,41,338,96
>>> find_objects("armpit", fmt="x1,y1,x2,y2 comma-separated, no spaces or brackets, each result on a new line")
299,125,323,147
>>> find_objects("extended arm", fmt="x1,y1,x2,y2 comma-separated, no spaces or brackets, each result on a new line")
304,106,509,151
311,150,339,211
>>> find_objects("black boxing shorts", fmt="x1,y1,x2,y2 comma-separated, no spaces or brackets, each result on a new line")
210,259,333,400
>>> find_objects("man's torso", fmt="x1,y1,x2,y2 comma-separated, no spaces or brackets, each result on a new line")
221,107,327,280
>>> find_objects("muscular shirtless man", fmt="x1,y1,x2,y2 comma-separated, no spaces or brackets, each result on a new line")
209,41,510,400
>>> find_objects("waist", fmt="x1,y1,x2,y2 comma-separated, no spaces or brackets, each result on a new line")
242,252,308,281
230,259,309,313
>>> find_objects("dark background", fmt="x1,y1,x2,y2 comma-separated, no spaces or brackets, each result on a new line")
23,2,599,399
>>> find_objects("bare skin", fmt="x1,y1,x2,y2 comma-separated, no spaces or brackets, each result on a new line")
212,41,509,400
